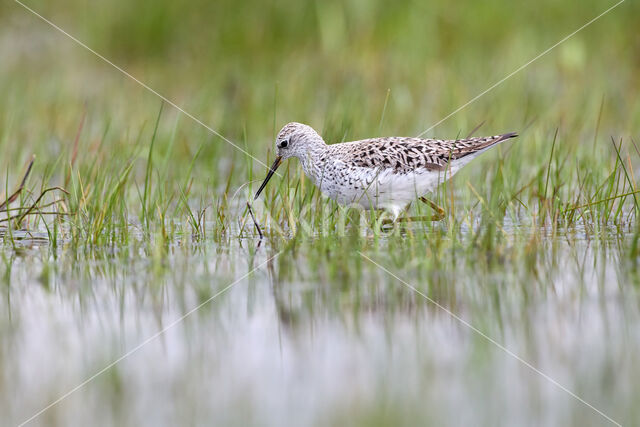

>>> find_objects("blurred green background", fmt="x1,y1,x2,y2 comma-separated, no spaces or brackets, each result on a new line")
1,0,638,196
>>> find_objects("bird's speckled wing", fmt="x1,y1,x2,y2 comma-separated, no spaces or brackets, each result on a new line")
331,133,517,173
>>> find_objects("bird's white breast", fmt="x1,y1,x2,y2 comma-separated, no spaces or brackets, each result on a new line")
310,159,447,213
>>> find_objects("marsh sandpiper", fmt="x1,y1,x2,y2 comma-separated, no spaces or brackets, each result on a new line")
254,122,517,220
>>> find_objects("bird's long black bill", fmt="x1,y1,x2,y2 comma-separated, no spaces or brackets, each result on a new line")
254,156,282,200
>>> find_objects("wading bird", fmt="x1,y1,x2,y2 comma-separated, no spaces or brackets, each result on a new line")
254,122,517,222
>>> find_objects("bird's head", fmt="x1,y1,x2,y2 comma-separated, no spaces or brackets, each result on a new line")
274,122,323,160
254,122,324,200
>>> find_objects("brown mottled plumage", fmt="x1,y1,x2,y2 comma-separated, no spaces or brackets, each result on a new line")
333,133,517,173
255,122,517,218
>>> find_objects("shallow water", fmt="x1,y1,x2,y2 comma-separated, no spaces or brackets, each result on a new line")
1,222,639,427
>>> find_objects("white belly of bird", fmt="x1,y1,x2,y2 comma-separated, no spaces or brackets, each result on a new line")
309,154,476,218
316,167,448,215
300,149,482,217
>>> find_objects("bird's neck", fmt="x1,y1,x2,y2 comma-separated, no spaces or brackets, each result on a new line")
297,140,328,184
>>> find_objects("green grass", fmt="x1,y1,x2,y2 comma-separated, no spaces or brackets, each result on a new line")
1,0,638,247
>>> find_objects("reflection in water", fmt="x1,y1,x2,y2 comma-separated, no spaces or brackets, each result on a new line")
0,226,638,426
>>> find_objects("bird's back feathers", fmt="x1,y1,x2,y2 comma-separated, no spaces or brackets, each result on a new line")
329,132,518,174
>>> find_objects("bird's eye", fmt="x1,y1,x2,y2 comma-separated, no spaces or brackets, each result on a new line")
279,139,289,148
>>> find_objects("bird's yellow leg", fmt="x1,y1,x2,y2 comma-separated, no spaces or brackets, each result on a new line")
378,199,445,227
418,196,445,221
